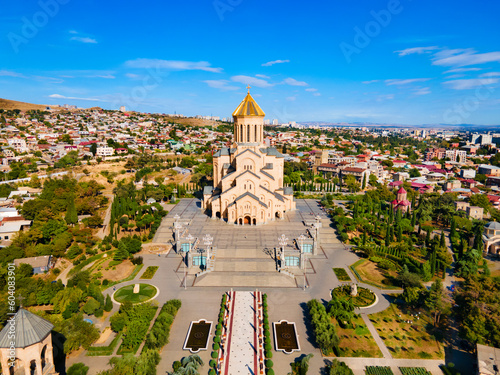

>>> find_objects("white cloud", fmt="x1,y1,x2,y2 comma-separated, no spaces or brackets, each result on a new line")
313,93,321,97
446,74,465,79
395,46,439,56
432,48,500,67
414,87,431,95
90,74,115,79
0,70,26,78
204,80,239,91
376,94,395,102
305,88,318,92
126,59,223,73
255,74,270,79
262,59,290,67
480,72,500,78
71,36,98,44
125,73,141,79
362,80,379,84
283,77,308,86
443,78,499,90
231,75,273,88
444,67,481,74
385,78,430,86
49,94,101,101
286,96,297,101
69,30,78,34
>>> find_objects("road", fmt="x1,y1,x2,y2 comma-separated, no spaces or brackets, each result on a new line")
96,194,114,240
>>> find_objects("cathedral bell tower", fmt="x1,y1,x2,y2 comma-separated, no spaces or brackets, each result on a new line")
232,86,265,145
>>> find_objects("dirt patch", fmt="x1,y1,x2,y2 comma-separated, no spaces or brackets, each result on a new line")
369,304,444,359
336,315,382,358
99,259,135,282
356,259,398,288
95,327,113,345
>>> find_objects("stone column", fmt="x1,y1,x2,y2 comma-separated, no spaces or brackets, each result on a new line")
24,359,30,375
0,354,10,375
36,357,43,375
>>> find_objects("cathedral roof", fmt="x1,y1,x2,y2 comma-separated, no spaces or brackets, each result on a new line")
259,169,275,181
397,187,407,194
232,92,265,117
0,308,53,348
236,148,261,159
259,147,284,158
229,192,268,208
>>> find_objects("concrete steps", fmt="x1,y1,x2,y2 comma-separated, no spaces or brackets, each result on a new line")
195,271,296,287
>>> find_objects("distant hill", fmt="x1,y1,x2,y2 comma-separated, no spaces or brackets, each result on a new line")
0,98,56,112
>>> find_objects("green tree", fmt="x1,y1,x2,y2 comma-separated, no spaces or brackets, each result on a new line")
424,279,450,327
328,359,354,375
67,363,89,375
114,241,129,261
65,197,78,225
104,294,113,312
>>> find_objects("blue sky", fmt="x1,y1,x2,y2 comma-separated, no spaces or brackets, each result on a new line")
1,0,500,125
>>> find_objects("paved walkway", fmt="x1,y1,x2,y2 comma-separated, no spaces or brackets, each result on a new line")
361,314,392,359
224,291,258,375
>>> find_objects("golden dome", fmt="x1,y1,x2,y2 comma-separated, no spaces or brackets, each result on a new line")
232,88,265,117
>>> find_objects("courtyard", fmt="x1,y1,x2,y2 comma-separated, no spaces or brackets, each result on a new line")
66,198,445,375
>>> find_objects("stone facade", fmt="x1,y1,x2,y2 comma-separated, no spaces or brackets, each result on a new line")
203,90,295,224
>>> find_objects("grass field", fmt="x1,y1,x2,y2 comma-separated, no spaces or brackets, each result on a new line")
336,315,383,358
114,284,157,304
351,259,400,289
369,304,444,359
140,266,159,279
333,267,351,281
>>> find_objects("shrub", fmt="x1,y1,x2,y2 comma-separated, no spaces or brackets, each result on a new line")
213,343,219,350
265,359,273,368
209,370,216,375
267,369,274,375
211,351,218,359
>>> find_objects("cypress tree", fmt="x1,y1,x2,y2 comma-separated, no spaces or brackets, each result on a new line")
450,218,456,238
362,174,366,190
385,227,390,247
440,231,446,248
411,211,416,227
362,231,367,246
104,294,113,312
397,225,402,242
65,196,78,225
425,229,431,247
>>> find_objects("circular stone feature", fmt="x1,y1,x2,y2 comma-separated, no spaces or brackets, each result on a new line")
331,285,377,308
113,283,158,304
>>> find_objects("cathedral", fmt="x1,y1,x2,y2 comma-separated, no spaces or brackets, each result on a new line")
203,88,296,225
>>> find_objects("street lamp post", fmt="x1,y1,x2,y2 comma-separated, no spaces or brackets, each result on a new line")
278,234,288,271
184,234,194,289
203,234,213,270
298,234,307,291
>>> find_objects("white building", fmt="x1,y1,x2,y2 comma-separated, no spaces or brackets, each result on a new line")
7,138,28,153
96,146,115,157
445,149,467,164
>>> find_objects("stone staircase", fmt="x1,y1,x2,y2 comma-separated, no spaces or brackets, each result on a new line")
194,248,296,288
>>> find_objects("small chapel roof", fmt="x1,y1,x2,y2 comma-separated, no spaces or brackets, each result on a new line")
0,308,53,348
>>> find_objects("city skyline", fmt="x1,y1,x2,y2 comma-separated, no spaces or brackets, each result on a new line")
1,0,500,125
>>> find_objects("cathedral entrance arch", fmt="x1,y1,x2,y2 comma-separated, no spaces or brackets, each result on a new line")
253,218,256,225
244,216,251,225
215,211,221,219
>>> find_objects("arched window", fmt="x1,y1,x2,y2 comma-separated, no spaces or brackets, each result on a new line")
247,125,250,142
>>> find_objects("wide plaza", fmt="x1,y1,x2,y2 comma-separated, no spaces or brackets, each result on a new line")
67,198,445,375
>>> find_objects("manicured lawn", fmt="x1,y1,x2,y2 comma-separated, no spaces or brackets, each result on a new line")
369,304,444,359
332,285,376,307
336,315,383,358
114,284,157,304
333,267,351,281
140,266,159,279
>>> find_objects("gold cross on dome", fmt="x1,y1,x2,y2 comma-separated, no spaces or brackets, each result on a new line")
247,85,251,93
